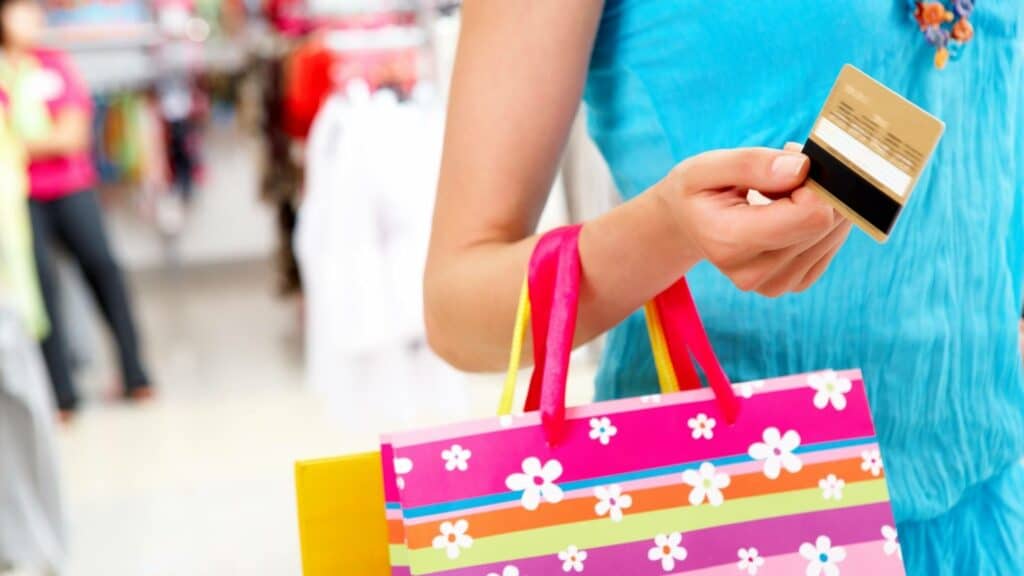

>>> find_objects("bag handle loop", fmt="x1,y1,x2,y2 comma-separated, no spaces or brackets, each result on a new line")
500,226,740,444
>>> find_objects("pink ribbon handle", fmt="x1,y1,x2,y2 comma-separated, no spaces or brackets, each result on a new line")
523,227,578,413
526,226,741,445
526,226,582,442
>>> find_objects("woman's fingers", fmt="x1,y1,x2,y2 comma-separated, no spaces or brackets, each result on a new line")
755,220,852,296
671,145,852,299
730,216,844,294
676,147,810,195
735,185,839,251
795,221,853,291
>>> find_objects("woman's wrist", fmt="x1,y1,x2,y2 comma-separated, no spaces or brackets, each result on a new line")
649,172,706,269
574,176,705,336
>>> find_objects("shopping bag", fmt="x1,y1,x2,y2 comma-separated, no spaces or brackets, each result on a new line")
389,225,906,575
383,439,412,576
294,452,392,576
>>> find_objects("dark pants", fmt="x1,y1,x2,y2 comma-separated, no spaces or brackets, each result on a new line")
167,119,195,201
30,191,149,411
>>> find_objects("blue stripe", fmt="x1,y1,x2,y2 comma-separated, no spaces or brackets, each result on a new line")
402,435,877,519
386,502,402,511
793,436,875,455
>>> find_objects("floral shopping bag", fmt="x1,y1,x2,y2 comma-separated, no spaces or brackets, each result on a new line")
383,438,412,576
389,226,906,575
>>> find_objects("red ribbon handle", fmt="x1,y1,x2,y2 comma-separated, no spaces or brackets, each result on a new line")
655,278,741,423
526,225,740,445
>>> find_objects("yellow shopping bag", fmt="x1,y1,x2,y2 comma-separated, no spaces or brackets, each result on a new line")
294,452,392,576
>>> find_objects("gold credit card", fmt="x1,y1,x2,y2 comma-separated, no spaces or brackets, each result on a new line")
803,65,944,243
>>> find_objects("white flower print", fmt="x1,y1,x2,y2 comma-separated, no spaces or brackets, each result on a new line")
431,520,473,560
594,484,633,522
819,474,846,501
681,462,731,506
486,567,519,576
394,457,413,490
558,545,587,573
861,449,883,477
748,427,803,480
881,525,901,559
589,417,618,445
640,394,663,404
737,547,765,575
648,533,688,572
688,413,717,440
441,444,472,472
738,380,765,399
808,371,853,411
506,457,565,511
799,535,846,576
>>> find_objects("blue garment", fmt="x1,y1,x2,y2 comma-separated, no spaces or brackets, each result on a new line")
583,1,1024,573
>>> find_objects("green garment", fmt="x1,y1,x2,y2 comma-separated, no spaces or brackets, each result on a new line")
0,54,54,141
0,110,48,338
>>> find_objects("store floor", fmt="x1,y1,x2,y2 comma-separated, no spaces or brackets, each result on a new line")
54,261,596,576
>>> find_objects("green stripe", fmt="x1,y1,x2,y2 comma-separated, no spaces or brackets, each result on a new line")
408,479,890,572
389,544,408,566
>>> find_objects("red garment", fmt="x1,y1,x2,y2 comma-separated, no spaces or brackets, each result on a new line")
282,36,420,140
264,0,308,36
282,39,332,140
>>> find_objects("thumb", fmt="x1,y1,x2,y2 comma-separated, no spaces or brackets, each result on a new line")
740,185,840,250
676,147,810,195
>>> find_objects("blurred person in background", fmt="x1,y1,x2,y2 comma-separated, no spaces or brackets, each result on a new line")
0,0,153,421
425,2,1024,574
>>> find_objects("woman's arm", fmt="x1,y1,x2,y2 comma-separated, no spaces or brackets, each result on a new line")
425,1,850,372
24,108,90,158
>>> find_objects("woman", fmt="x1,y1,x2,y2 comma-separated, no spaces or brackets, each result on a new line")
425,2,1024,574
0,0,153,418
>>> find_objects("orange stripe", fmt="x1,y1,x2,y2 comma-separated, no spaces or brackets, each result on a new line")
388,519,406,544
405,457,879,549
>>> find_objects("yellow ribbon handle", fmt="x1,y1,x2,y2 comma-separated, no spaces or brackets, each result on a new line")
498,279,532,416
644,302,680,395
498,278,679,416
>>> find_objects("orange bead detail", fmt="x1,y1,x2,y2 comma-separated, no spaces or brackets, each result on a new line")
952,18,974,42
934,47,950,69
915,2,954,29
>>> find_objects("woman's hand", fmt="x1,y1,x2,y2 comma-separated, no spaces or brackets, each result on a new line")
658,147,852,297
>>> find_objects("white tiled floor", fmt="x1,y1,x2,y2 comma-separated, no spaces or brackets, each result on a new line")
52,261,595,576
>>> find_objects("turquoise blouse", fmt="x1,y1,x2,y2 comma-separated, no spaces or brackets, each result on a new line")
584,0,1024,535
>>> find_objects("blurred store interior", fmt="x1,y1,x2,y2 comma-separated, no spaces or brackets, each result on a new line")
0,0,614,574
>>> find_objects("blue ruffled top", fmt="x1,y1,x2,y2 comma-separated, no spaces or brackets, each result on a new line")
584,0,1024,526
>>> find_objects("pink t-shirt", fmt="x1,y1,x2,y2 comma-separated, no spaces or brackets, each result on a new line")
15,50,97,201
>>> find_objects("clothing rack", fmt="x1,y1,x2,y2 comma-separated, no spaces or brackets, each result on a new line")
323,26,426,52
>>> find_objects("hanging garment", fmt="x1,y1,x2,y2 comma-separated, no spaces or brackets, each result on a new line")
0,305,66,573
296,88,467,436
0,104,48,339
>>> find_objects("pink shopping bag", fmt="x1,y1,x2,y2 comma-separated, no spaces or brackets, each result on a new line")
382,439,411,575
389,226,906,575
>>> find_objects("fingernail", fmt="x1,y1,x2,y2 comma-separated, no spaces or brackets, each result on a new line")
771,154,807,177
